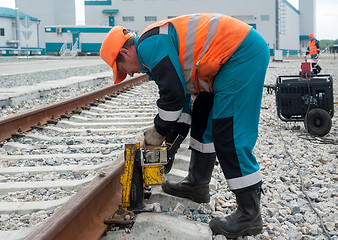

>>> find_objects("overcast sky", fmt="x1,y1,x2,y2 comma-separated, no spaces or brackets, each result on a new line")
1,0,337,40
288,0,338,40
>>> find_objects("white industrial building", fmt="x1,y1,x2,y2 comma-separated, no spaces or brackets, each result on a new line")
0,7,42,56
0,0,316,56
299,0,316,52
44,25,112,55
15,0,76,49
15,0,109,55
85,0,316,55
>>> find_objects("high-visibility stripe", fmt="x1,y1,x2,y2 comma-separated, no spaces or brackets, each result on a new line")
196,14,221,91
199,14,221,62
190,14,210,87
159,24,168,34
177,112,191,124
227,170,262,190
158,107,182,121
190,137,215,153
184,14,199,83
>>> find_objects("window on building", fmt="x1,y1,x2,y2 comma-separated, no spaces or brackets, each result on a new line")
145,16,157,21
0,28,4,36
123,16,135,22
261,15,270,21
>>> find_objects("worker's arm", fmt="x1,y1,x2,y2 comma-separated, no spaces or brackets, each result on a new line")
137,27,188,137
150,54,186,137
165,94,191,144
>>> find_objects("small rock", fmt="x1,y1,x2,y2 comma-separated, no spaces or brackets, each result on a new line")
152,202,161,213
45,158,56,166
214,235,227,240
173,202,185,214
198,203,213,214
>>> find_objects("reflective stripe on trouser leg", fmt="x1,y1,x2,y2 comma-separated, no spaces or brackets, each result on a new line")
189,92,215,153
211,29,270,192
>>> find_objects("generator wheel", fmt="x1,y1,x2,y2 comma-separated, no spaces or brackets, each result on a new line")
304,108,332,136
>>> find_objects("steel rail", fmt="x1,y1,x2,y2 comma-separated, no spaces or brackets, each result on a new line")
25,154,125,240
23,75,149,239
0,75,148,142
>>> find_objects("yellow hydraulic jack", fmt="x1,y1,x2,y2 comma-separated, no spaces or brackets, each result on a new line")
120,135,184,210
104,135,184,229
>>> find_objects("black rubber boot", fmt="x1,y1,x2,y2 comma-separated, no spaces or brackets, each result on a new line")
161,149,216,203
209,187,263,238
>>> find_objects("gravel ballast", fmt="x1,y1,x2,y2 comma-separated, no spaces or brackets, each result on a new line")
0,55,337,239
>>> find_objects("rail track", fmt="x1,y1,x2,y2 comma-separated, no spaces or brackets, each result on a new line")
0,75,166,239
0,71,336,240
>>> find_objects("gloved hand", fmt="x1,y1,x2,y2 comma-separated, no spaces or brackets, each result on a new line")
144,126,166,146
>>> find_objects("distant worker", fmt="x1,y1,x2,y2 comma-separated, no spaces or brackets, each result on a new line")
306,33,322,74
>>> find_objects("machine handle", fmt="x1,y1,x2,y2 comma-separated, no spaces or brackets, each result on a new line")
164,134,185,174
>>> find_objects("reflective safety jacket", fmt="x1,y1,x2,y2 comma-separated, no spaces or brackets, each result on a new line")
141,13,251,92
136,14,251,136
308,39,319,55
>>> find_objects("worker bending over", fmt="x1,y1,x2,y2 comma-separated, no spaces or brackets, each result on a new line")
100,13,270,238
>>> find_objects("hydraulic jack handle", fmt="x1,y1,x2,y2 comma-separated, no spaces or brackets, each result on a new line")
164,134,185,174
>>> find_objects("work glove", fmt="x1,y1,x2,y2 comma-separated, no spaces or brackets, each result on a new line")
144,126,166,146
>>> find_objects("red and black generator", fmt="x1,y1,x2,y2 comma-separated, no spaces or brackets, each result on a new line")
275,59,334,136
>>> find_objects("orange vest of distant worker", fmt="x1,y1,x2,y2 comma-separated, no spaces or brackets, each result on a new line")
308,40,318,55
141,14,251,92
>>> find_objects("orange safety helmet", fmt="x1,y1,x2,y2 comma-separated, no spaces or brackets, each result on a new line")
100,26,135,84
308,33,314,38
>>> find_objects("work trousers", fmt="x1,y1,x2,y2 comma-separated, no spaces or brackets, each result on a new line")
189,28,270,193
